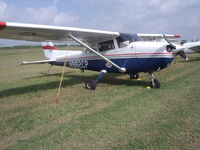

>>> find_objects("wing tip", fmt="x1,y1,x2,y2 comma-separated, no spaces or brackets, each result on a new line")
0,22,6,31
174,34,182,38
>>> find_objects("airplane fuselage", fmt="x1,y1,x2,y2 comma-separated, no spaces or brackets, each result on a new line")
51,41,175,74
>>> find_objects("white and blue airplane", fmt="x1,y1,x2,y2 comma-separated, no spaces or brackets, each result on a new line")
0,22,199,90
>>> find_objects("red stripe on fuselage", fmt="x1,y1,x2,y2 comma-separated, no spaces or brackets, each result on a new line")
0,22,6,31
105,52,174,56
43,46,56,50
65,52,175,60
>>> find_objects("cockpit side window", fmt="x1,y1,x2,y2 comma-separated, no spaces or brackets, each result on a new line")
98,40,115,52
117,33,142,48
116,36,130,48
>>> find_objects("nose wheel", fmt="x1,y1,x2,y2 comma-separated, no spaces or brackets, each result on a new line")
149,73,160,88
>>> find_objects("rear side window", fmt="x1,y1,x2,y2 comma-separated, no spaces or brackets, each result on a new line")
98,40,115,52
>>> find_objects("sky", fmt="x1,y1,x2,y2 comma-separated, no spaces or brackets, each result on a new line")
0,0,200,45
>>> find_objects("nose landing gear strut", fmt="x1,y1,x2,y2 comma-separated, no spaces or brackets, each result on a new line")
149,72,160,88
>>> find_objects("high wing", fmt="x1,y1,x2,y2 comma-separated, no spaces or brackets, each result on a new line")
138,33,182,41
0,22,119,44
184,41,200,53
189,45,200,53
0,22,126,72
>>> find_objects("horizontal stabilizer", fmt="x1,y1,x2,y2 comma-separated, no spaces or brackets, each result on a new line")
21,59,56,65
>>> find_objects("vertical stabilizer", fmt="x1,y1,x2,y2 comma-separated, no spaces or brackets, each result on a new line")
42,42,56,59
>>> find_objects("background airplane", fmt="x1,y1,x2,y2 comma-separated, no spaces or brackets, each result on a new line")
140,33,200,60
181,41,200,60
0,22,199,90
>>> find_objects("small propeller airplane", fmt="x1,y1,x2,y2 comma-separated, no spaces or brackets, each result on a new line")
1,22,200,90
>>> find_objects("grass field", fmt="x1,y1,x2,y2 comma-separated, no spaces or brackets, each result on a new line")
0,47,200,150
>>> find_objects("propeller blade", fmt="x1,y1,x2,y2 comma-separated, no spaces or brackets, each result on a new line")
177,50,188,61
162,34,176,49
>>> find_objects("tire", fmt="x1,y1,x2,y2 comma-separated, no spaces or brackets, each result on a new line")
130,73,139,80
85,79,96,90
150,79,160,89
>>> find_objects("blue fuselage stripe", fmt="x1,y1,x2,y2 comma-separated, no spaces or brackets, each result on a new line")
51,57,174,73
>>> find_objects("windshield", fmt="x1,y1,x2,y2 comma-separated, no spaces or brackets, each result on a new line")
116,33,142,48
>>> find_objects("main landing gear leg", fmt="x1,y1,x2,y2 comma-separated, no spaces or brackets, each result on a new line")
149,72,160,88
85,70,107,90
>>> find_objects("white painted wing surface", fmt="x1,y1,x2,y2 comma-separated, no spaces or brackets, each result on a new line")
138,33,182,41
0,22,119,44
184,41,200,53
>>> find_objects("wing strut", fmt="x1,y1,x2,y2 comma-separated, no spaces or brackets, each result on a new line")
69,34,126,73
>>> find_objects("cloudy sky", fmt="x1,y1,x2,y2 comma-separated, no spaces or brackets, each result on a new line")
0,0,200,45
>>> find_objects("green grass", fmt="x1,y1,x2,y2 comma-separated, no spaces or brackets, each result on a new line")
0,47,200,150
